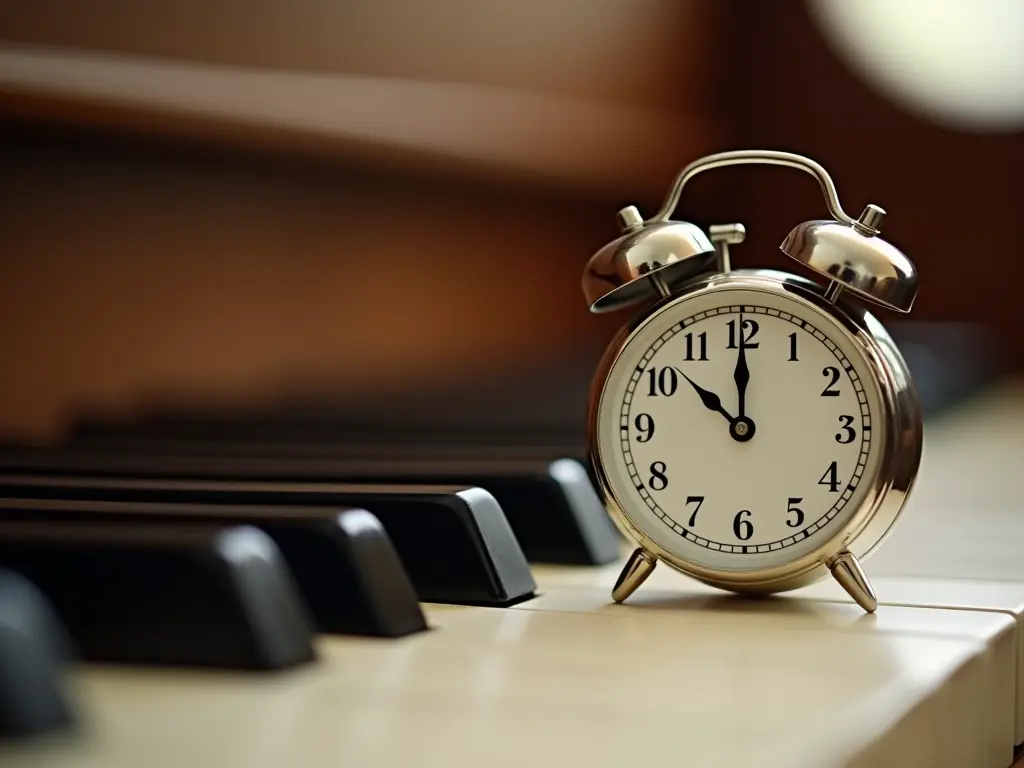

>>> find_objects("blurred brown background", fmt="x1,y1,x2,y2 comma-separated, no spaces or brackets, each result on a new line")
0,0,1021,439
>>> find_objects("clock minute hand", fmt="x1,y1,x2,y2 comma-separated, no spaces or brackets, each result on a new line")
733,319,750,418
679,371,734,424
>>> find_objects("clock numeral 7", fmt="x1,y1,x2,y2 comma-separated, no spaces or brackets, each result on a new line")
685,495,704,527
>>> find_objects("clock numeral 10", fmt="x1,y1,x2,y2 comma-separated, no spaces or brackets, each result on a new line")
646,367,679,396
684,331,708,361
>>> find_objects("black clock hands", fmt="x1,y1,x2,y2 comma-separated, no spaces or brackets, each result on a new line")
679,372,734,424
729,315,756,443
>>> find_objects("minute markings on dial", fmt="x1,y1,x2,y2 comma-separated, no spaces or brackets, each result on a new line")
620,304,871,553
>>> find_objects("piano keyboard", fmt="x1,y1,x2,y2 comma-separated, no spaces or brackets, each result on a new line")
0,369,1020,767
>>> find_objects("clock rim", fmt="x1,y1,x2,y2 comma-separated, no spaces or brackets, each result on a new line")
586,268,923,594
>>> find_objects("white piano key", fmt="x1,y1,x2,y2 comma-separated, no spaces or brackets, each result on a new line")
0,601,1005,768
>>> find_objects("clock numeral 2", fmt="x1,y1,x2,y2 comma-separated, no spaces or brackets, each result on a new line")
821,366,841,396
685,495,704,527
786,497,804,528
646,367,679,397
633,413,655,442
684,331,708,361
726,319,759,349
818,461,840,492
732,510,753,541
648,461,668,491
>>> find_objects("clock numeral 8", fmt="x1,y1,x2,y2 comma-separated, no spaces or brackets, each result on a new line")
648,461,668,491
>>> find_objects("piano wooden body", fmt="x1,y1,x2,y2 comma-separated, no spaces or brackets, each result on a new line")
0,2,1022,766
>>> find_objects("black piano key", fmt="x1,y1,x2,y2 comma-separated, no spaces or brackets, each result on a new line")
0,520,316,670
0,479,536,607
0,497,426,636
0,569,75,739
0,450,620,566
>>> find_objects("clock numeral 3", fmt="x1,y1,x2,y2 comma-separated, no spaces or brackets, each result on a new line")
684,331,708,361
821,366,841,396
818,461,840,492
685,495,704,527
646,367,679,397
648,461,668,491
835,414,856,444
786,497,804,528
726,319,760,349
633,413,655,442
732,509,753,540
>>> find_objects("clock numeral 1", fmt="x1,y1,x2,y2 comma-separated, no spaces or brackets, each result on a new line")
821,366,841,396
818,461,840,492
732,509,753,541
788,332,798,361
726,319,760,349
648,461,668,491
835,414,856,444
786,497,804,528
684,331,708,361
633,413,655,442
685,495,704,527
646,367,679,397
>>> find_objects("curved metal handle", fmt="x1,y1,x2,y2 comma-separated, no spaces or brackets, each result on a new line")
648,149,857,226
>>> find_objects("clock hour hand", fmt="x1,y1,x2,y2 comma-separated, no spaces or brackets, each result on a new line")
679,371,734,424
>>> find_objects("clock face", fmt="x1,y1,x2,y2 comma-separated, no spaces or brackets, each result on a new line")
595,282,886,572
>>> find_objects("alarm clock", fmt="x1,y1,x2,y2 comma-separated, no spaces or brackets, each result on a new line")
582,150,921,613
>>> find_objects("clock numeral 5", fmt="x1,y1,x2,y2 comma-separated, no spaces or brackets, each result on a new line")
633,413,655,442
786,497,804,528
732,509,754,540
648,461,668,490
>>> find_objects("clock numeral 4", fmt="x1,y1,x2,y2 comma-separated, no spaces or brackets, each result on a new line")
818,461,840,492
646,367,679,397
786,497,804,528
726,319,759,349
648,461,668,491
821,366,841,396
732,509,753,540
685,495,704,527
633,413,655,442
835,414,856,444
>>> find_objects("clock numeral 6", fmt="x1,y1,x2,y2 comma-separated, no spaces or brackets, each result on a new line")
646,367,679,397
633,413,655,442
648,461,668,491
732,509,753,541
786,497,804,528
835,414,856,444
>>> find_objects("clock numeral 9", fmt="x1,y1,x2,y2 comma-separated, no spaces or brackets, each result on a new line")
732,509,753,541
633,413,655,442
726,319,760,349
821,366,841,396
786,497,804,528
646,367,679,397
648,461,668,491
835,415,856,444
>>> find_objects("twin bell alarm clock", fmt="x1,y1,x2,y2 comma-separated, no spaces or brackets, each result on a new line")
582,150,921,613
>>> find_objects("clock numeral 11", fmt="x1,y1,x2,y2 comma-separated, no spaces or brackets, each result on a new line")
684,331,708,361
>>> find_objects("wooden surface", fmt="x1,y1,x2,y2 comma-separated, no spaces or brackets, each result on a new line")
0,379,1022,767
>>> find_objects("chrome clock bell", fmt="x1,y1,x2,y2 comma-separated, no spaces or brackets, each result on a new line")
583,150,922,613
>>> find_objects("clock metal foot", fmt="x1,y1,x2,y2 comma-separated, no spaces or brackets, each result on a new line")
829,550,878,613
612,548,657,603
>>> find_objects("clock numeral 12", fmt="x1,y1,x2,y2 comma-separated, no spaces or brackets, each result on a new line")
726,319,760,349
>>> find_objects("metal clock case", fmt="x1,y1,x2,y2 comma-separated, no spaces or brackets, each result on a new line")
581,150,922,613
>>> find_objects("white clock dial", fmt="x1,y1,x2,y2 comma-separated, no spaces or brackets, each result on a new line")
596,284,886,571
